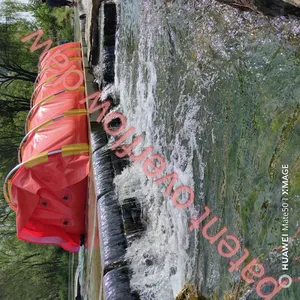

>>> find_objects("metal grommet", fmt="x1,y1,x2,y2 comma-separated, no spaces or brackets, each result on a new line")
61,189,72,202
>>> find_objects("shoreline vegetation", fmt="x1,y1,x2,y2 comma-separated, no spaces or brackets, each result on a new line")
0,0,75,299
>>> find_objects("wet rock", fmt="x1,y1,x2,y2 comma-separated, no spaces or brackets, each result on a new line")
216,0,300,16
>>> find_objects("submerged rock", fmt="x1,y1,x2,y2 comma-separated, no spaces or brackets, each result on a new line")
216,0,300,16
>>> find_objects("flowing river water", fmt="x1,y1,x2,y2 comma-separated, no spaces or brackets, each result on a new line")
82,0,300,299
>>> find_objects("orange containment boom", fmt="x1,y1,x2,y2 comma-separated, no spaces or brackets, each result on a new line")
3,42,90,253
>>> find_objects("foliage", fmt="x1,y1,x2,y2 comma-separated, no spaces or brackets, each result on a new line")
28,0,74,43
0,239,70,300
0,1,76,299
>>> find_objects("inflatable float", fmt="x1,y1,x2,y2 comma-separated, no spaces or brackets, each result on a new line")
3,42,89,253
